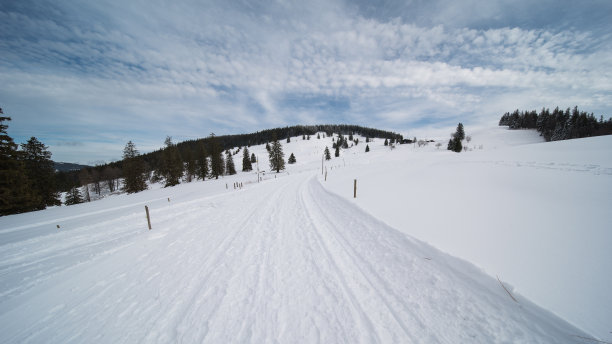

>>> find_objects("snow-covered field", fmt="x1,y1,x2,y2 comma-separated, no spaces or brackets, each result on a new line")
0,128,610,343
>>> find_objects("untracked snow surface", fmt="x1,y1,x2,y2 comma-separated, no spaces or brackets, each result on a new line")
1,128,609,343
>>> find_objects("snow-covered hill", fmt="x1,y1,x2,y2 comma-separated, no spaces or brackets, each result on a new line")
1,129,610,343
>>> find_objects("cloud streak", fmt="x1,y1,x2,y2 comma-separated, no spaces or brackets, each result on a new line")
1,0,610,163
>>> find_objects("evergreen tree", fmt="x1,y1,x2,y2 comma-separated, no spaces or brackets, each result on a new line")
209,134,224,179
161,136,183,187
302,134,305,140
288,153,296,164
122,141,148,193
447,136,462,153
225,150,236,175
455,123,465,141
342,139,349,149
324,146,331,160
0,113,39,215
454,138,463,152
365,144,370,152
286,135,291,143
317,133,320,139
250,153,257,164
196,142,209,180
265,142,271,153
384,138,388,146
184,148,197,182
20,137,60,208
242,147,253,172
335,145,340,157
64,186,83,205
447,138,455,151
268,138,285,173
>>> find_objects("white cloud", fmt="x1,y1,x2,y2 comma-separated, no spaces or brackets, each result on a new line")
1,0,610,162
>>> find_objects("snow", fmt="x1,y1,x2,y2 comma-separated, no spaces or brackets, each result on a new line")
1,129,610,343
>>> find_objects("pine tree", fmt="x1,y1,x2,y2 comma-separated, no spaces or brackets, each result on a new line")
317,133,320,139
384,139,388,146
268,138,285,173
447,138,455,151
302,134,305,140
455,123,465,141
64,187,83,205
20,137,60,208
265,142,271,153
242,147,253,172
196,142,209,180
365,144,370,152
161,136,183,187
250,153,257,164
184,148,197,182
334,145,340,157
455,138,463,152
122,141,148,193
209,134,224,179
0,114,39,215
286,136,291,143
225,150,236,175
448,123,465,153
288,153,296,164
324,146,331,160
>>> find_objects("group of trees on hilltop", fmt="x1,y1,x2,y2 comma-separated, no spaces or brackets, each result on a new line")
3,114,405,215
1,109,60,215
499,106,612,141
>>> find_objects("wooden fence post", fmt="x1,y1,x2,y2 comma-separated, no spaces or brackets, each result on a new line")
145,206,152,230
354,179,357,198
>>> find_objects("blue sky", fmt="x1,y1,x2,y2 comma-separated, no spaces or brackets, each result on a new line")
1,0,611,164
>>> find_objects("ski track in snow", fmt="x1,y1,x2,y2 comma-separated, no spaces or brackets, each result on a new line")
0,171,591,343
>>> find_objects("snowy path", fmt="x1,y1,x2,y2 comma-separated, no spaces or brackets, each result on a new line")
0,172,589,343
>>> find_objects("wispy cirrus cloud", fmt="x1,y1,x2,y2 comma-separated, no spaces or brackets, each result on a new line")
0,0,610,163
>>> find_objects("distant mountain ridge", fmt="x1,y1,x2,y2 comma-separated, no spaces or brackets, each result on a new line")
54,162,90,172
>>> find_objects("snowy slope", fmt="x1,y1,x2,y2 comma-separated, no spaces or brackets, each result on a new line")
0,130,609,343
323,131,612,341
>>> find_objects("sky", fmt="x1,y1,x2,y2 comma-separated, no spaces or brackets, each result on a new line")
1,0,611,164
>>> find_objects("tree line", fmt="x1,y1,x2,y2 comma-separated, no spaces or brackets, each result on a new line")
499,106,612,141
58,124,402,191
1,110,61,215
2,111,405,215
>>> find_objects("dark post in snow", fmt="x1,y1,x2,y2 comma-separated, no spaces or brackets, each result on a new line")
354,179,357,198
145,206,152,230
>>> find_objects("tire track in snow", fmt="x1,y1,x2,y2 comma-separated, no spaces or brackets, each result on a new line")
300,176,424,343
294,179,384,343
